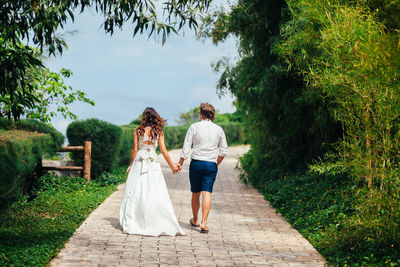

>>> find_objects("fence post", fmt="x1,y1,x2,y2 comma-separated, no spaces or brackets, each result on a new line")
84,141,91,183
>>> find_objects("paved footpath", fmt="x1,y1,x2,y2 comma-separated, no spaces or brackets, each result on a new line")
51,146,325,267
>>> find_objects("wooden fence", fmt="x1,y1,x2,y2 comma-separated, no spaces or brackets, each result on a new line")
41,141,92,183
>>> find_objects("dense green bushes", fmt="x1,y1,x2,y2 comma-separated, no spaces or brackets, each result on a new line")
67,118,122,178
0,117,11,130
281,0,400,191
0,120,64,201
0,131,51,200
163,125,190,149
117,125,137,166
244,166,400,266
203,0,400,265
0,118,64,151
14,119,65,151
219,123,248,146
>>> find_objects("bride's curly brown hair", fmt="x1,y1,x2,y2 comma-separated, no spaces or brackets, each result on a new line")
136,107,166,140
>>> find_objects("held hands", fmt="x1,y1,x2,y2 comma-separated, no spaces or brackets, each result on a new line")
176,163,182,172
171,165,179,174
171,163,182,174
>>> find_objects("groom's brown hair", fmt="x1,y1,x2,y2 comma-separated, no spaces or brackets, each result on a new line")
200,103,215,121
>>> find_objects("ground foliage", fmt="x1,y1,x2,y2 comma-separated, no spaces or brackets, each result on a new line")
203,0,400,265
240,158,400,265
0,167,126,267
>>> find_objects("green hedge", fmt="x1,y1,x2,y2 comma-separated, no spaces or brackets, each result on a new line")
0,131,52,200
67,118,122,178
163,125,190,149
0,118,64,152
0,118,12,130
117,125,137,166
117,122,248,166
219,122,248,146
0,119,64,201
15,119,65,152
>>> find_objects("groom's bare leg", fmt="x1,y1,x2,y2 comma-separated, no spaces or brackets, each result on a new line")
200,191,212,229
191,192,201,224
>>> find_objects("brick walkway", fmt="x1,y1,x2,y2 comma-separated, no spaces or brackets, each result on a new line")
51,146,325,267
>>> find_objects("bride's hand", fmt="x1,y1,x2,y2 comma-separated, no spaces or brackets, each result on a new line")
126,165,131,175
171,164,179,174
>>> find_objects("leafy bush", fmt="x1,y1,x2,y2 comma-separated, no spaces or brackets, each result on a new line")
66,118,122,178
0,119,64,205
15,119,65,152
0,117,11,130
0,130,53,201
93,167,127,186
0,119,64,150
240,152,400,266
117,124,138,166
0,167,126,266
219,122,248,145
163,125,190,149
281,1,400,192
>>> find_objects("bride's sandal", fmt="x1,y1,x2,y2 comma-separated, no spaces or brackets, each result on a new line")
190,219,200,227
200,227,209,234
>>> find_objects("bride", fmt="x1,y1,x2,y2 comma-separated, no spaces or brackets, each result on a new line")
119,107,185,236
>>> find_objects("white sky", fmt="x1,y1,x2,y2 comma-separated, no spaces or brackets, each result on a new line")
45,1,238,137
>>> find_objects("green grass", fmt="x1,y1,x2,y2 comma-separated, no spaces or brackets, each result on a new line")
0,167,126,266
255,172,400,266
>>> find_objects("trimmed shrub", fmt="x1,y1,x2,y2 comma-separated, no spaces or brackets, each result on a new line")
0,130,54,200
163,125,189,150
0,118,12,130
67,118,122,178
0,119,64,202
117,125,137,166
15,119,65,152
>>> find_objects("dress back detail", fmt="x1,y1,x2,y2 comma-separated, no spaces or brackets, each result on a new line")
138,134,158,152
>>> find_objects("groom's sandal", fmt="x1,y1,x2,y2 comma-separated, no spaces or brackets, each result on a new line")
190,219,200,227
200,227,209,234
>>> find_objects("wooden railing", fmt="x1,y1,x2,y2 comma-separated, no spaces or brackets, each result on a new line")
41,141,92,183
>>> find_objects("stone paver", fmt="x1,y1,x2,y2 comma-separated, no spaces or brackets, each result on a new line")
51,146,325,267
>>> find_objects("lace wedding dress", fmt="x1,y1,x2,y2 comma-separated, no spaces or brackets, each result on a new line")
119,134,185,236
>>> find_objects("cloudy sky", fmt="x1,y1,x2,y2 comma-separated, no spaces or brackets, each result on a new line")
45,2,237,137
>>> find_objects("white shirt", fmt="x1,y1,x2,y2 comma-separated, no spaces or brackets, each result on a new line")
180,119,228,163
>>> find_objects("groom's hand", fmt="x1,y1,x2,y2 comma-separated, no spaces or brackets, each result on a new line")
176,163,182,172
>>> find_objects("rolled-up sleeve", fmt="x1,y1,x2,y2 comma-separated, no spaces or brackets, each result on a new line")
180,125,194,159
218,129,228,157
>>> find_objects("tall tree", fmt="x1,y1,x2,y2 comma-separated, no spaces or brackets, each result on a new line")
0,0,211,121
201,0,340,183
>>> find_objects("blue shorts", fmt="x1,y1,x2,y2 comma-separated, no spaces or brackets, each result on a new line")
189,159,218,193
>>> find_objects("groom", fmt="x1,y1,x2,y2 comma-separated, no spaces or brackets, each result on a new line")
177,103,228,233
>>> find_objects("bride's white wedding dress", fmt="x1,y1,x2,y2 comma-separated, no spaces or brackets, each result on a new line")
119,134,185,236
